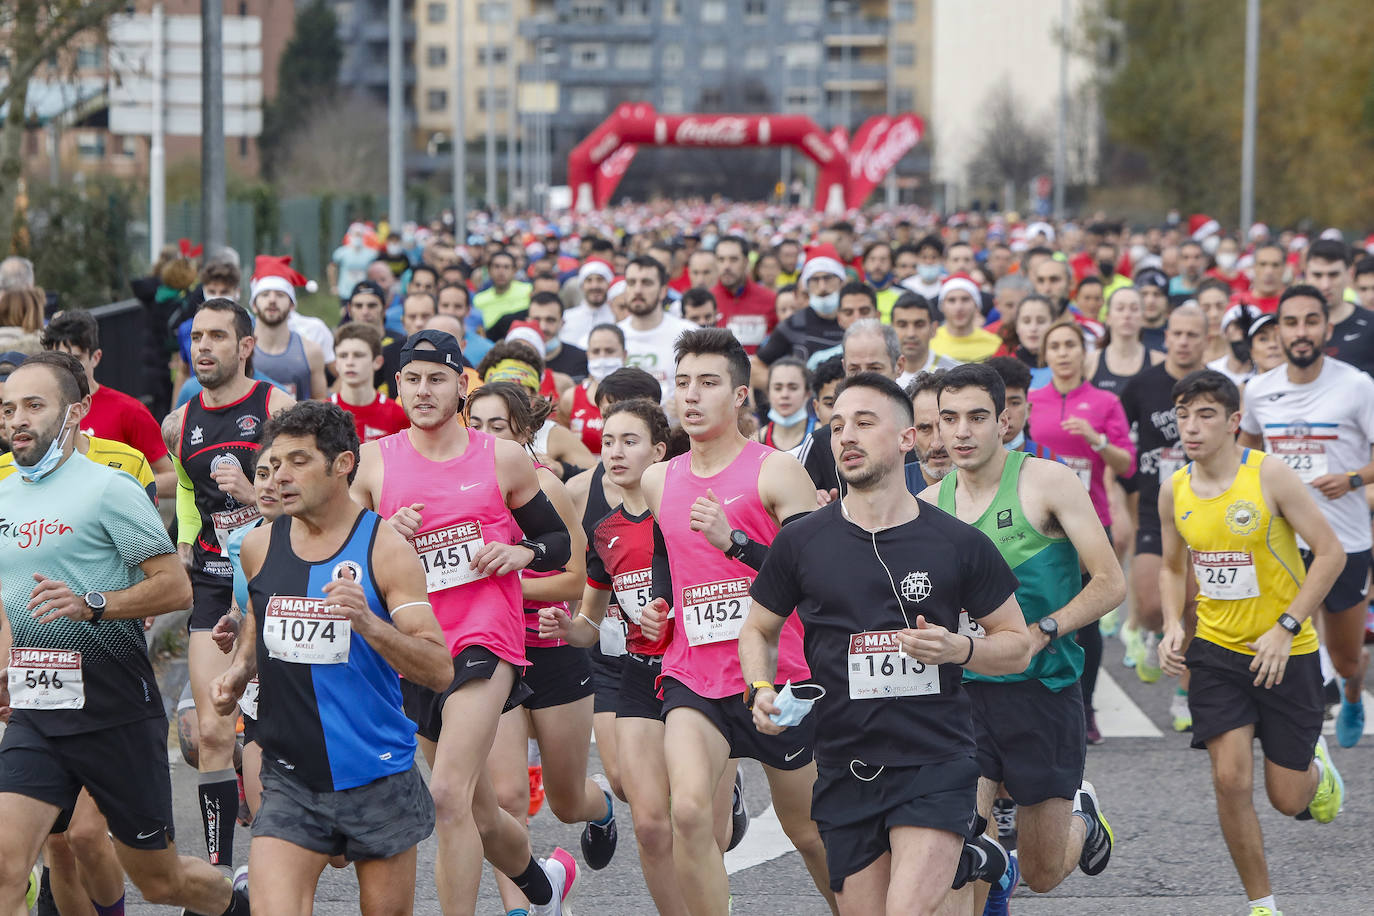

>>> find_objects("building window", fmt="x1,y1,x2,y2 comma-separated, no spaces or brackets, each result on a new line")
894,42,915,67
662,86,684,111
615,44,652,69
663,0,681,22
744,46,768,69
477,46,508,65
784,43,821,68
895,88,915,111
426,45,447,68
701,46,725,69
117,135,137,158
479,88,510,110
76,132,105,160
479,1,509,22
744,0,767,22
426,2,445,23
785,0,821,22
570,43,606,68
426,89,448,111
662,43,684,69
785,87,819,112
893,0,915,21
75,45,105,70
700,89,725,109
570,1,606,20
700,0,725,23
570,87,608,113
617,0,650,21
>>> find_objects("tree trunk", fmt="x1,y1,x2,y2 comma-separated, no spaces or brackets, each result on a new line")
0,0,39,257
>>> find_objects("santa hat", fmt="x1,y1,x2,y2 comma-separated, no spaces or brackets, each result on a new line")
799,243,846,287
1319,227,1345,242
1189,214,1221,241
505,321,545,355
608,277,627,300
939,272,981,306
578,258,615,284
1025,221,1055,244
250,255,315,305
1363,234,1374,255
1247,222,1269,242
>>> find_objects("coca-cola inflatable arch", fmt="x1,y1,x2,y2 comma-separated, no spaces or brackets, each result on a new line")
567,103,924,214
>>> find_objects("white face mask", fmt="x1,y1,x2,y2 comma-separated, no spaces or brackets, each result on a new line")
1214,252,1238,271
17,405,76,483
811,291,839,317
768,404,809,428
1130,244,1149,263
588,357,623,381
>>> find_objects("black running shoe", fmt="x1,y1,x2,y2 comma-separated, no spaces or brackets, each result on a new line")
992,797,1017,851
35,866,57,916
1075,780,1114,876
951,834,1009,890
580,777,618,870
727,769,750,852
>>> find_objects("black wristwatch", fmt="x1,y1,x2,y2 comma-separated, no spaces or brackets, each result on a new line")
1277,612,1302,636
724,529,749,560
1037,616,1059,640
84,591,107,625
1348,471,1363,490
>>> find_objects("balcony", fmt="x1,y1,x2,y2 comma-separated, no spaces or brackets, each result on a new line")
360,19,415,44
819,16,888,45
519,18,655,42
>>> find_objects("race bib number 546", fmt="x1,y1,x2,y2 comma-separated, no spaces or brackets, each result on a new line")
8,648,84,709
263,596,350,664
680,577,752,647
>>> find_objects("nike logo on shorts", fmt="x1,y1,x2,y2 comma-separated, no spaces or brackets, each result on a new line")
580,677,591,686
784,748,805,762
136,829,160,840
466,658,486,667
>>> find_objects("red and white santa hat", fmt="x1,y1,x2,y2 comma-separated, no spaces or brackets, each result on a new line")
938,272,981,306
250,255,315,305
1189,214,1221,242
799,243,846,287
578,258,615,284
505,320,546,355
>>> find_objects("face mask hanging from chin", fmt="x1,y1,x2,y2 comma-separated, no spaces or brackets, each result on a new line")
768,405,809,428
18,405,76,483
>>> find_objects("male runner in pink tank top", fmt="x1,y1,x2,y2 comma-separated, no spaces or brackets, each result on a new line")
351,329,578,916
638,328,837,915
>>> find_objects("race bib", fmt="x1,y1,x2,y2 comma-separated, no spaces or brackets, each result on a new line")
613,567,653,624
1062,454,1093,491
726,315,768,347
957,611,985,639
847,631,939,700
262,596,350,665
8,648,84,710
238,677,260,719
1192,550,1261,600
212,504,261,553
600,603,627,657
680,577,752,647
412,522,488,593
1270,439,1328,484
1157,446,1186,482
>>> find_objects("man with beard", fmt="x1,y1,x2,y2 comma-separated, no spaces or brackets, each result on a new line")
248,257,327,401
904,370,952,493
618,257,695,405
859,242,899,321
1304,239,1374,377
162,298,295,874
710,236,776,354
561,259,616,349
1241,286,1374,749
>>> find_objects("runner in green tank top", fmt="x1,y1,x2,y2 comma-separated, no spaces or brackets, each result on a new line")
921,364,1126,912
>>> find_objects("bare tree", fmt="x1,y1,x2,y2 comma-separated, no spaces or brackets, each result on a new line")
272,93,389,197
965,80,1051,206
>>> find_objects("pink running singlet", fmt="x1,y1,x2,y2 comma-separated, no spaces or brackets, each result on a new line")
377,428,528,666
659,439,809,698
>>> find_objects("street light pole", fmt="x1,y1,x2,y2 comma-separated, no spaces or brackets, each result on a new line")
387,0,404,229
1240,0,1259,232
485,8,497,211
201,0,225,251
1052,0,1068,219
451,0,466,232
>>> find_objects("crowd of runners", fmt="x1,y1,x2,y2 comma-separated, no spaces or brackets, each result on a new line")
0,203,1370,916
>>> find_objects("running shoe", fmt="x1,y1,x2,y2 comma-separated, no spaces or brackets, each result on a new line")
581,773,618,870
528,764,546,818
1074,780,1114,875
1085,708,1103,745
34,866,55,916
1249,907,1282,916
727,768,750,852
232,865,250,902
1121,624,1142,668
26,865,39,911
1099,606,1121,638
1305,736,1344,824
952,833,1009,890
1137,632,1162,683
991,796,1017,850
530,847,578,916
1170,691,1193,732
982,849,1020,916
1336,680,1364,748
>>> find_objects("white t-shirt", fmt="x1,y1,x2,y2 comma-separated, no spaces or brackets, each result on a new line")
619,312,697,403
895,352,960,390
288,312,336,365
1241,358,1374,551
1206,354,1252,387
560,301,615,349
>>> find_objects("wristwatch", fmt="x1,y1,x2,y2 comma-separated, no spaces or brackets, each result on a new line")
1277,612,1302,636
744,680,773,709
1037,616,1059,641
1090,433,1109,452
84,591,107,625
1348,471,1364,490
725,529,749,560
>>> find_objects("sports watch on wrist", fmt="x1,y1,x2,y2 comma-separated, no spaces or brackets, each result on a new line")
1348,471,1364,490
84,591,107,625
725,529,749,560
1037,616,1059,641
1277,612,1301,636
745,680,773,709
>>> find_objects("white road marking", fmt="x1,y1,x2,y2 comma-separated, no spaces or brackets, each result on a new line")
724,803,794,875
1094,669,1164,738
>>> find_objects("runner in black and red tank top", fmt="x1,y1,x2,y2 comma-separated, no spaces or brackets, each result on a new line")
160,298,294,872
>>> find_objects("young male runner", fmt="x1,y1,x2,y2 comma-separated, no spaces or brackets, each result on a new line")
210,401,452,914
0,354,247,916
925,363,1121,912
636,328,834,916
329,322,409,442
350,329,577,916
1161,369,1347,916
162,297,294,871
1239,285,1374,747
740,372,1032,916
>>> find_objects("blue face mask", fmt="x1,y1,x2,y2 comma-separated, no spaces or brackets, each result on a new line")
1005,430,1025,451
917,264,942,283
768,681,827,727
768,405,809,428
811,291,839,317
545,337,560,356
869,271,893,288
18,405,76,483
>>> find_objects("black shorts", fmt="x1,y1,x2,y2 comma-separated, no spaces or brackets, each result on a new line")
590,643,624,715
965,679,1086,805
616,653,666,721
401,646,531,742
0,715,174,849
1185,638,1323,771
188,547,234,631
1300,549,1372,612
520,644,595,710
1134,509,1162,556
254,758,434,860
660,677,816,771
811,756,980,893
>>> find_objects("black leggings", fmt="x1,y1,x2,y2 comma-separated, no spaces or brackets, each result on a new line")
1076,524,1108,709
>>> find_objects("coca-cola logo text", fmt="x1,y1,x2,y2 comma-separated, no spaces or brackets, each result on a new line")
853,118,921,183
590,131,621,162
674,117,750,146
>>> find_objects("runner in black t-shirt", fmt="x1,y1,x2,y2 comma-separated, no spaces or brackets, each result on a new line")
740,373,1033,911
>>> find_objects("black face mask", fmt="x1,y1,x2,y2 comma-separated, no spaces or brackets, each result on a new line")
1229,338,1251,364
1098,260,1116,278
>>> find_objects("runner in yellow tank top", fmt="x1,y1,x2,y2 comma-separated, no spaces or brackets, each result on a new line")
1158,369,1347,916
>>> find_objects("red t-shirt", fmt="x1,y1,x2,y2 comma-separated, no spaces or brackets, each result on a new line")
82,384,168,464
1206,268,1251,295
710,280,778,354
569,382,603,454
329,391,409,442
587,506,671,656
1236,291,1281,314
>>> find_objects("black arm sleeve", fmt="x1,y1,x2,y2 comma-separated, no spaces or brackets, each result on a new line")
511,489,572,572
651,520,674,604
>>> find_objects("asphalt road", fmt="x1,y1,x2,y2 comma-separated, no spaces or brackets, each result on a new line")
36,634,1374,915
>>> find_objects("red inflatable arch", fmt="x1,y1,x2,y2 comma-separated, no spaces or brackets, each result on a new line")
568,103,851,214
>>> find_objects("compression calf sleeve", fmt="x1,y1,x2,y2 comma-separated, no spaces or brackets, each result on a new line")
198,769,238,867
511,490,571,571
511,857,554,905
